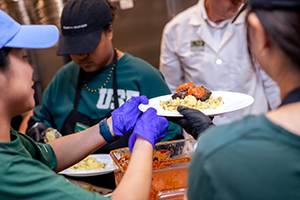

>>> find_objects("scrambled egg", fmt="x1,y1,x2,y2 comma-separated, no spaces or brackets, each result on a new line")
70,155,108,171
160,95,223,112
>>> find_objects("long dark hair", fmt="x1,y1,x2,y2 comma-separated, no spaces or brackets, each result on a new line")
246,7,300,71
0,47,12,71
106,0,118,21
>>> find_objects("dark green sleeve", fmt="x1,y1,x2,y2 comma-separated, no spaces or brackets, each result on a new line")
138,69,172,99
14,129,57,170
161,122,182,141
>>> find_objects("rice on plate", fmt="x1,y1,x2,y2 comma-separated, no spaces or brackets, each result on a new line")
160,83,224,112
160,95,223,112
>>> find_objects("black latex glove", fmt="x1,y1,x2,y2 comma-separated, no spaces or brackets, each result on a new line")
173,106,214,140
26,122,47,142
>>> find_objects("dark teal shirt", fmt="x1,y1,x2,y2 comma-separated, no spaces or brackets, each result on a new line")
188,114,300,200
0,128,110,200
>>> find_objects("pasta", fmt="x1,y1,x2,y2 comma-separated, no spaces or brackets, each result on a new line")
70,155,108,171
160,95,223,112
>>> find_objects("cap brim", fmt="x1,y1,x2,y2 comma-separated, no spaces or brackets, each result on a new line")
56,29,103,56
232,2,249,23
5,25,59,49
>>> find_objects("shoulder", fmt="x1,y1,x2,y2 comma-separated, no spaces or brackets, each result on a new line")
121,53,162,76
164,4,198,33
48,61,80,87
167,4,198,27
55,61,80,78
118,53,171,95
196,115,269,159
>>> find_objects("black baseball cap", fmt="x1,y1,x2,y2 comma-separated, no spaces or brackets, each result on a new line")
232,0,300,23
57,0,112,56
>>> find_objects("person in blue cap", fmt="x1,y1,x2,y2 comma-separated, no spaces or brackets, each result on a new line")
0,9,169,200
172,0,300,199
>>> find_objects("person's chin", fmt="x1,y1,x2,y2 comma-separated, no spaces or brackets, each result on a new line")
27,98,36,111
230,6,241,16
81,66,99,72
228,11,239,19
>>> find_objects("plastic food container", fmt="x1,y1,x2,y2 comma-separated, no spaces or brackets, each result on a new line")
110,139,196,200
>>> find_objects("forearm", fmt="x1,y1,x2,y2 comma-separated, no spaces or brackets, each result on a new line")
49,117,114,172
112,137,153,200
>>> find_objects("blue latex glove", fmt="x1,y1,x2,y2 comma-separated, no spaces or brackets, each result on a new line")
128,108,168,152
112,95,149,136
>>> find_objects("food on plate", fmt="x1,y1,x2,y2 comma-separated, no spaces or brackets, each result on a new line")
172,83,212,101
161,83,223,112
43,128,62,143
172,83,193,99
66,179,112,195
70,155,108,171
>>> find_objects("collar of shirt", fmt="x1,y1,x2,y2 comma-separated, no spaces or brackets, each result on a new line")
205,17,230,29
201,0,230,29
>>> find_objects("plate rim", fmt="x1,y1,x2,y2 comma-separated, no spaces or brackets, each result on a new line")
139,91,254,117
58,154,116,177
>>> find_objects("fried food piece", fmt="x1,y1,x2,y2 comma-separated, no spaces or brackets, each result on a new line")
188,86,205,97
176,83,195,92
172,83,212,101
201,86,212,101
188,86,212,101
172,83,195,99
172,89,188,99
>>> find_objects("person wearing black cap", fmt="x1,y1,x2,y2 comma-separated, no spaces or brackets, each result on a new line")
0,8,169,200
159,0,281,126
179,0,300,199
26,0,182,149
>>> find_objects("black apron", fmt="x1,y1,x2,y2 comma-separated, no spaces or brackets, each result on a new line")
60,50,125,189
60,50,131,154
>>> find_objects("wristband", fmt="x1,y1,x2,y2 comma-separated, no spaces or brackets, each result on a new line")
99,118,120,144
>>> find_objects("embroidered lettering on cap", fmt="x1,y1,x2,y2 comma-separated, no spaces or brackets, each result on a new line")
63,23,88,30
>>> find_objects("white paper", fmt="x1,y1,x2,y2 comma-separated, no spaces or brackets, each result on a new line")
119,0,134,10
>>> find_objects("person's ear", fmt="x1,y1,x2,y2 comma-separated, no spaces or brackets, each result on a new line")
247,12,269,51
108,24,113,40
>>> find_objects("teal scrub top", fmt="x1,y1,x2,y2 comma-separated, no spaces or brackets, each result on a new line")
0,128,110,200
188,115,300,200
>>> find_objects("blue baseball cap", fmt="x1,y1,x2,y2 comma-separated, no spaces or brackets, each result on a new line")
0,9,59,49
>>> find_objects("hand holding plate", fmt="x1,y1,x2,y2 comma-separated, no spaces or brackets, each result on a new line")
176,106,214,140
128,108,168,152
112,95,149,136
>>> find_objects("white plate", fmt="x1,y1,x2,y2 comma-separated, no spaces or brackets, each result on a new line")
139,91,254,117
58,154,117,177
